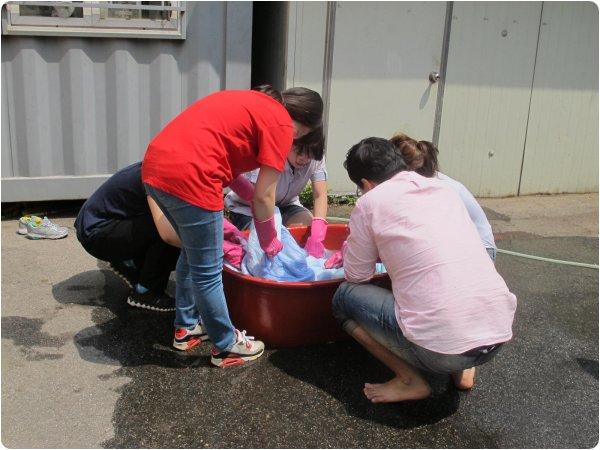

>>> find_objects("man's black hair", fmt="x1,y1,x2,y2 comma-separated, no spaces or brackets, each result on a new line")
294,126,325,161
343,137,407,188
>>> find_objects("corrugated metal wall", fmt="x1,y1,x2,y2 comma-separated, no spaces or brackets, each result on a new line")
2,1,598,200
1,2,252,202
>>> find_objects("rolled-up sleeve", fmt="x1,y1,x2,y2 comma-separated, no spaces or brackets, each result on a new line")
310,158,327,183
344,202,378,283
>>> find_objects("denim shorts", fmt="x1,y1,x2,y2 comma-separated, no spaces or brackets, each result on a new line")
332,281,502,374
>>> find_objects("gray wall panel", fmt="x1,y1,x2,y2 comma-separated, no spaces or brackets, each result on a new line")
437,2,541,197
1,54,13,178
519,2,599,194
225,2,253,90
285,2,327,95
1,2,252,202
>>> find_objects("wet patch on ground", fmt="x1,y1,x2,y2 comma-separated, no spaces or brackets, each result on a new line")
48,237,599,448
1,316,68,361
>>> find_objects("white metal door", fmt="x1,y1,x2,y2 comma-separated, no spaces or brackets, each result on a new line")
437,2,542,197
325,2,447,192
519,2,599,194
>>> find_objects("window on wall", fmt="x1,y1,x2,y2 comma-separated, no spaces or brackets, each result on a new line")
1,1,186,39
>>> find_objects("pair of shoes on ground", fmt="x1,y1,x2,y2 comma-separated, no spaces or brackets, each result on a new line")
107,261,175,312
174,326,264,368
18,215,68,239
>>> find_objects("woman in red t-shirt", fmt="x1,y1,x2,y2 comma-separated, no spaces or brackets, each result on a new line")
142,85,323,367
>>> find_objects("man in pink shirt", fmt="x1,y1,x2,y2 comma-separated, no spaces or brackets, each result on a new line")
330,137,517,403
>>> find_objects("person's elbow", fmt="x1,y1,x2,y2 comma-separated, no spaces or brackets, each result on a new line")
253,190,275,209
344,267,375,284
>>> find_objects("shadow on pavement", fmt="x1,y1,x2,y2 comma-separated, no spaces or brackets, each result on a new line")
44,237,598,447
576,358,599,381
269,341,461,429
51,261,204,370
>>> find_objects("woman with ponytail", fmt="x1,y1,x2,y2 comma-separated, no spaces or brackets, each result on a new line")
142,84,323,367
390,133,497,260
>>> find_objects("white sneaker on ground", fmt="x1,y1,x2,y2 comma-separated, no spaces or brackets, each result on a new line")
173,323,209,351
17,215,42,235
25,216,68,239
210,329,265,368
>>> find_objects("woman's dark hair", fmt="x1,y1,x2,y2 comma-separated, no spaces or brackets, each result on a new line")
252,84,323,130
282,87,323,129
294,126,325,161
252,84,284,103
389,133,439,177
343,137,407,188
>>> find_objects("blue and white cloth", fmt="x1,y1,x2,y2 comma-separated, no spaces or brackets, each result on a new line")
237,209,385,282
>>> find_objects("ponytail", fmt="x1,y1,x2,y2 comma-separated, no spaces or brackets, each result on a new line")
389,133,439,177
415,140,439,177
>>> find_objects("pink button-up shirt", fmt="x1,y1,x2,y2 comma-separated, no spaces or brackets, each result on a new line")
344,171,516,354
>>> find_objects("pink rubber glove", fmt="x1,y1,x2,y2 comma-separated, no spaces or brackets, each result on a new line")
324,251,343,269
254,216,283,258
324,241,347,269
223,240,244,269
229,175,255,202
304,218,328,258
223,218,245,244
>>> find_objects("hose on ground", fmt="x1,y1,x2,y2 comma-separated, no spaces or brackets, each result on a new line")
325,216,599,270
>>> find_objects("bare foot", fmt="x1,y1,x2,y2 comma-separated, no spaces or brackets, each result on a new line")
452,367,476,390
363,376,431,403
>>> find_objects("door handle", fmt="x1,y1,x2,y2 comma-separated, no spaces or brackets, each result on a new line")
429,71,440,83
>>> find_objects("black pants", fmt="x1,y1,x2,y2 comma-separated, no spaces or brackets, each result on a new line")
79,214,180,293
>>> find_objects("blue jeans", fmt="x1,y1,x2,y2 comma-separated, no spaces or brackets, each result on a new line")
332,282,501,374
145,185,236,352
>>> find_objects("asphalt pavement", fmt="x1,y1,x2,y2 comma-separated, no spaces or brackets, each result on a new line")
1,194,598,448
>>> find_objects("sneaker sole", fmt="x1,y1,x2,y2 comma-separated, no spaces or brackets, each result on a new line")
26,232,68,240
210,348,265,368
109,266,136,288
172,337,205,351
127,297,175,312
17,228,28,235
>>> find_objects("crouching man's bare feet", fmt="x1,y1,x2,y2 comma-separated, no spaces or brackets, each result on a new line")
451,367,476,390
363,376,432,403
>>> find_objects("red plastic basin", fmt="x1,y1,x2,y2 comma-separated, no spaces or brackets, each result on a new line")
222,224,390,347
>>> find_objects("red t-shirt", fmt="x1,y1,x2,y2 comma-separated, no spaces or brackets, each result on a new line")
142,90,294,211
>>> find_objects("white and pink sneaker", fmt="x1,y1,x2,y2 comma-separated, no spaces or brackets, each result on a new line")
210,329,265,368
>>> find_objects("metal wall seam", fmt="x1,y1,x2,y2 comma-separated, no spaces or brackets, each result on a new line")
432,1,453,147
321,1,337,138
517,2,544,196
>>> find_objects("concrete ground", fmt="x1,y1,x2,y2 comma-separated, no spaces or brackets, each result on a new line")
2,193,598,448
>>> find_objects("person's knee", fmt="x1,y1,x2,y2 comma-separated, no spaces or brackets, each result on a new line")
284,209,313,227
332,281,353,323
